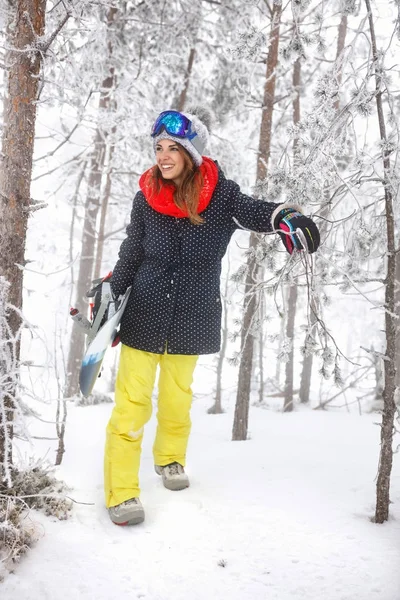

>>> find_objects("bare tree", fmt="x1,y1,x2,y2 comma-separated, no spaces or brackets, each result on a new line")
54,329,68,466
176,48,196,112
283,55,301,413
299,8,349,404
232,1,283,440
208,252,232,414
364,0,398,524
65,6,118,398
258,295,266,404
395,254,400,391
93,139,116,280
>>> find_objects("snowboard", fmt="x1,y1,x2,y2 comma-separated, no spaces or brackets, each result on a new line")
78,286,131,397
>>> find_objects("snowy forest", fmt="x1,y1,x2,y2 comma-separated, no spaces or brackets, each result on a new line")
1,0,400,598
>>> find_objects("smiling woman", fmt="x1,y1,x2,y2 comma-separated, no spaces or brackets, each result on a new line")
151,138,205,224
155,139,186,184
103,107,320,527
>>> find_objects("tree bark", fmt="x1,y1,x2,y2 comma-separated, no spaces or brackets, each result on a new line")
284,285,298,412
0,0,46,352
232,1,282,441
208,313,227,414
0,279,16,485
258,294,265,405
365,0,398,524
0,0,46,481
299,300,317,403
55,396,67,466
395,253,400,390
65,6,117,397
93,139,116,279
176,47,196,112
208,255,231,414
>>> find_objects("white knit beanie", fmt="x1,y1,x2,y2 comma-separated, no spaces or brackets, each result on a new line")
152,107,212,166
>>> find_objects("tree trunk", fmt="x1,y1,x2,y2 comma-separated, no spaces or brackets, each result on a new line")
93,139,116,279
0,279,17,485
55,397,67,466
0,0,46,352
333,13,348,112
275,307,285,387
299,299,317,403
65,7,117,397
232,1,282,441
209,323,227,414
283,56,301,413
373,347,384,406
258,294,265,404
365,0,398,524
284,285,298,412
299,12,348,404
176,48,196,112
395,253,400,390
209,253,231,414
0,0,46,481
68,162,87,310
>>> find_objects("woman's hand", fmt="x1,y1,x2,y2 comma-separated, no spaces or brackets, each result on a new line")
274,208,320,254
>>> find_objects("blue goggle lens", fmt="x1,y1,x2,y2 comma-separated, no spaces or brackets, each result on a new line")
151,110,191,138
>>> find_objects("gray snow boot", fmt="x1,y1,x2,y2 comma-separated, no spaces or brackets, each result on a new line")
108,498,144,526
155,462,190,491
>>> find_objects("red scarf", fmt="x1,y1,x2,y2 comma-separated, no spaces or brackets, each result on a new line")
139,156,218,218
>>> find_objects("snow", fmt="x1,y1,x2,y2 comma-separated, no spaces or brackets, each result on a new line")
2,361,400,600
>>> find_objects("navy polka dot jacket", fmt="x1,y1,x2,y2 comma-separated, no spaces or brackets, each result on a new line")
111,163,281,355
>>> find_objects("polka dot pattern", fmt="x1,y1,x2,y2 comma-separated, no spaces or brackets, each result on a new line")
111,164,281,355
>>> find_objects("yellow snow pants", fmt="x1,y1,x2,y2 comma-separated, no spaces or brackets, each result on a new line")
104,344,198,508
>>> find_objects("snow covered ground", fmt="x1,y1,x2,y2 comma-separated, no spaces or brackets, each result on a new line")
2,365,400,600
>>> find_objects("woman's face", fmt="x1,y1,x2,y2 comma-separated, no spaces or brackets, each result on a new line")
155,139,186,185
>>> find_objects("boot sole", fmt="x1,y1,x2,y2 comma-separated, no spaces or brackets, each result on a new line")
109,509,145,526
163,479,190,491
113,514,145,526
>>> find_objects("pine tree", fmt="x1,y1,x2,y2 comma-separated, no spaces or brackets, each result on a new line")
64,6,119,398
0,0,47,481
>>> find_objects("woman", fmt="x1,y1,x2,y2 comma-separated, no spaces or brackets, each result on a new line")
105,108,320,526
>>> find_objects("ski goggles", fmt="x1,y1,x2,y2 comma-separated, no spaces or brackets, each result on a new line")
151,110,204,154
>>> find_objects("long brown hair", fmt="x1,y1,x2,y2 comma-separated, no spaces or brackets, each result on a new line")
152,144,205,225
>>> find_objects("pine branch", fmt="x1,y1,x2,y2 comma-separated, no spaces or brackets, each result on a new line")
38,10,72,54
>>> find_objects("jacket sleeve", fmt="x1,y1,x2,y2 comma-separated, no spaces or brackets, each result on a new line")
227,179,282,233
111,192,145,297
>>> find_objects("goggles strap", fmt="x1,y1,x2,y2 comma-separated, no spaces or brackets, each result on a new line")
189,133,204,155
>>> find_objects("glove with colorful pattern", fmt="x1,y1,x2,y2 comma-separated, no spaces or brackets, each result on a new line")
274,207,320,255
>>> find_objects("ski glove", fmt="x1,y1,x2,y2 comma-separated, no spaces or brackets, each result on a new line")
274,208,320,255
87,272,114,327
87,272,122,346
